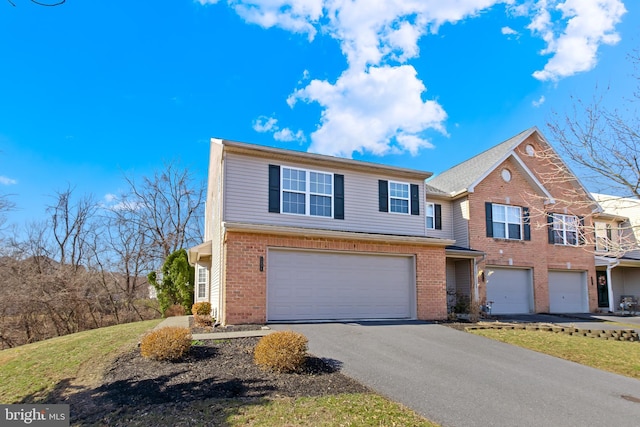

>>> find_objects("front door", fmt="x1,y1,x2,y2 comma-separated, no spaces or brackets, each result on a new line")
597,271,609,308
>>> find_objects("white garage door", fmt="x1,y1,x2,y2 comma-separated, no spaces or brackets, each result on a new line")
486,267,533,314
549,270,588,313
267,249,414,321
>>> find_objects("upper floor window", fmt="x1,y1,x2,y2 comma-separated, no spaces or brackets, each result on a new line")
425,202,442,230
281,167,333,217
269,164,344,220
485,202,530,241
493,204,521,239
378,180,420,216
389,181,409,214
549,213,581,246
595,222,613,252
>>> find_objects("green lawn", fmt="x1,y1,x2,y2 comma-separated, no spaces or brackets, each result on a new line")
0,320,438,426
0,319,163,403
469,327,640,379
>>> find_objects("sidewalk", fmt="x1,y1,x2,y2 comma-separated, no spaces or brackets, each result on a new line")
154,315,273,340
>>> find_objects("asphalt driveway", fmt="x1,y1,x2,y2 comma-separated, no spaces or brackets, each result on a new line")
270,321,640,427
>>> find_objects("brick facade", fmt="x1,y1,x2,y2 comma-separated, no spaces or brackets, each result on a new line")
468,134,597,312
222,231,448,324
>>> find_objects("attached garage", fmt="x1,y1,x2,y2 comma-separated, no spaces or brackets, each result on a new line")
548,270,588,313
267,249,415,321
486,267,533,314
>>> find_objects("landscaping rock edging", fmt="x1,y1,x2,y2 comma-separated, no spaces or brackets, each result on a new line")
466,323,640,342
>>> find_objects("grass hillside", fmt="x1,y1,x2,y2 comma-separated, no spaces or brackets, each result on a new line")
0,319,162,403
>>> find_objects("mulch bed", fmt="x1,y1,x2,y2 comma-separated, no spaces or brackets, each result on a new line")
62,334,369,426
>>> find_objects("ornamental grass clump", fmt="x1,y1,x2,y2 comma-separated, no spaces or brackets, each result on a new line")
254,331,308,373
140,326,192,362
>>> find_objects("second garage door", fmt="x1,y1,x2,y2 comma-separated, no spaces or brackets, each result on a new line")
486,267,533,314
549,270,588,313
267,249,414,321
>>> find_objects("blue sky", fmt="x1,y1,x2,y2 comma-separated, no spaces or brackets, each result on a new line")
0,0,637,227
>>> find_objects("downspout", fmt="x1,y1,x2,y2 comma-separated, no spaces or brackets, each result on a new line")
606,260,619,313
474,253,486,303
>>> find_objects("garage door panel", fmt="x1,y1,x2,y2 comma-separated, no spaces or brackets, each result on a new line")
267,249,413,321
549,271,587,313
486,268,532,315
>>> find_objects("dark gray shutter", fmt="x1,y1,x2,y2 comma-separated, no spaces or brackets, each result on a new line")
268,165,280,213
523,207,531,241
379,180,388,212
547,213,555,244
435,204,442,230
410,184,419,215
578,216,585,245
334,174,344,220
485,202,493,237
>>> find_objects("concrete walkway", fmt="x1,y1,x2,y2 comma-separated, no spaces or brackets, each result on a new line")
154,315,273,340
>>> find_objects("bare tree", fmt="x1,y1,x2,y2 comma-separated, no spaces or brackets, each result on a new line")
119,161,204,266
547,51,640,199
532,51,640,256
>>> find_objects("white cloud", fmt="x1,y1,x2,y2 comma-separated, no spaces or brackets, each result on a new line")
253,116,278,133
532,95,546,107
290,65,446,157
274,128,306,142
0,176,17,186
254,115,306,142
226,0,323,41
104,193,118,203
527,0,627,81
202,0,628,157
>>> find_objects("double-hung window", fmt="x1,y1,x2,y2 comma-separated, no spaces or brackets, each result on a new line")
426,203,435,229
425,202,442,230
389,181,409,214
282,167,333,217
552,213,579,245
595,222,613,252
491,203,522,240
196,265,207,299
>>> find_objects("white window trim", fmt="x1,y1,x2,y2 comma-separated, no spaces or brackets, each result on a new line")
553,213,579,246
196,264,208,300
492,203,523,240
281,166,334,218
388,180,410,215
426,202,435,229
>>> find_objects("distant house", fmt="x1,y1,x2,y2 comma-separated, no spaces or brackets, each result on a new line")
592,193,640,312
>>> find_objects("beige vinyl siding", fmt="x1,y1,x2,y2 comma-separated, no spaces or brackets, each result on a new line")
455,260,472,299
223,153,427,236
425,199,454,240
611,268,640,307
452,197,470,248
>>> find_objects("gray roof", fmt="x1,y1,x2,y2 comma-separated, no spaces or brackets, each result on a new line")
426,127,537,196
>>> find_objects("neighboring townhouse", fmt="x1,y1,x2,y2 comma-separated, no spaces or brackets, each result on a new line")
592,193,640,312
188,138,454,325
426,127,599,315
